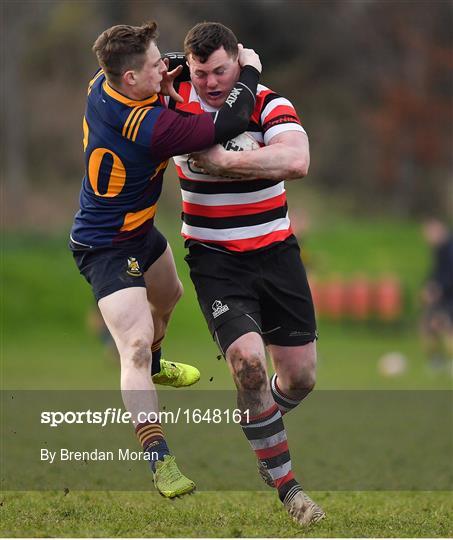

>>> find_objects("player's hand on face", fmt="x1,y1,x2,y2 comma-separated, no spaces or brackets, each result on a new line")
237,43,262,73
191,145,228,175
160,58,184,103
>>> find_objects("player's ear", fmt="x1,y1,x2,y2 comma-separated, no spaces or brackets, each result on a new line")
123,70,136,86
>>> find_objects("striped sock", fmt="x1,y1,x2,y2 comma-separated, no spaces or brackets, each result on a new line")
151,336,164,376
270,373,307,415
241,403,302,502
135,421,169,472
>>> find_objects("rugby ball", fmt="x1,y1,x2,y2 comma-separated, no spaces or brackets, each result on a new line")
222,132,259,152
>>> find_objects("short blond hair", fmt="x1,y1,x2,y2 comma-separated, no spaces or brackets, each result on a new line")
93,21,159,84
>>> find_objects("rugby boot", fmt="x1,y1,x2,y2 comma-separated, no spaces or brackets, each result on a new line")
257,459,274,487
153,455,196,498
152,359,200,388
283,489,325,526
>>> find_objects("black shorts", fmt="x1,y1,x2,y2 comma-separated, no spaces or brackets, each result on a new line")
70,227,168,302
185,235,317,354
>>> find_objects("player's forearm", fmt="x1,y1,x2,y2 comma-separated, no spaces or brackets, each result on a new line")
151,66,260,161
213,66,260,143
219,143,309,181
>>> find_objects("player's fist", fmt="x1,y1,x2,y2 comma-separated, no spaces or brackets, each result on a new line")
237,44,262,73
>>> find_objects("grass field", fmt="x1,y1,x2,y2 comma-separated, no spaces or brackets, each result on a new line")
1,491,452,537
1,218,452,537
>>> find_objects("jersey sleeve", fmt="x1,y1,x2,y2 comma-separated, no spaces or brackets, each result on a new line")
131,66,260,160
259,92,306,145
149,108,216,161
119,106,161,147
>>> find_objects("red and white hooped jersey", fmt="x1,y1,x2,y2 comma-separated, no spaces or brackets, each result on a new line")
172,83,306,252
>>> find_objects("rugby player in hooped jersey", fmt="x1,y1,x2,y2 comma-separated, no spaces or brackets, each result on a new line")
169,23,325,525
69,21,262,499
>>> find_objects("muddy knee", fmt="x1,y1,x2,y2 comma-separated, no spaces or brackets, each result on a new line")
228,348,267,391
127,338,152,369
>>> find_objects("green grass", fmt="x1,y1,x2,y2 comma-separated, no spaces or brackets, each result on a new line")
1,491,452,537
1,219,452,537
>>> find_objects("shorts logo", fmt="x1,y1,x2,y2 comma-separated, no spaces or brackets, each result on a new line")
126,257,142,277
212,300,229,318
289,330,311,337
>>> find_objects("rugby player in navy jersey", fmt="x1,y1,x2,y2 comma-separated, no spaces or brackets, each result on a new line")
168,23,325,524
69,21,261,498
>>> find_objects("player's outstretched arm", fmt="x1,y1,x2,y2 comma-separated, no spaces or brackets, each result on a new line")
192,130,310,181
150,52,261,161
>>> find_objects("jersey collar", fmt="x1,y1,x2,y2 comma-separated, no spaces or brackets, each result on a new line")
103,81,158,107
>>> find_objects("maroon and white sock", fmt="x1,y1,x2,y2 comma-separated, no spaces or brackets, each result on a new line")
241,403,302,502
270,373,308,415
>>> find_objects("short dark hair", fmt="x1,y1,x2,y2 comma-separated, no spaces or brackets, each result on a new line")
93,21,159,84
184,22,238,63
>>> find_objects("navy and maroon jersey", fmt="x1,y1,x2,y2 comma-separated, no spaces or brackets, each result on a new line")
70,69,218,248
172,82,306,252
